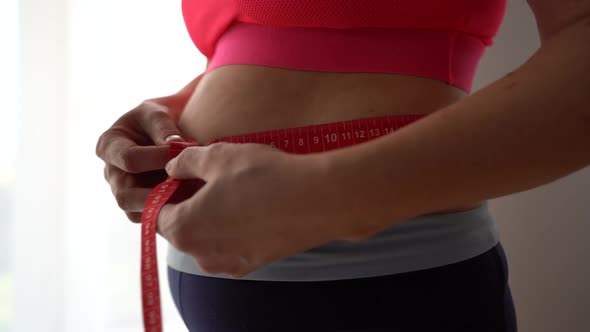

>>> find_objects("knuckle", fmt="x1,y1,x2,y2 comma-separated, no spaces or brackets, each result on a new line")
174,150,191,169
139,99,165,111
201,143,227,168
114,189,130,211
147,105,170,121
96,125,139,171
119,148,138,173
174,147,203,173
96,124,130,160
127,107,144,122
95,131,110,159
207,142,225,154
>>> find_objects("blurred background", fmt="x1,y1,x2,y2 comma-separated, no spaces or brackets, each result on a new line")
1,0,588,331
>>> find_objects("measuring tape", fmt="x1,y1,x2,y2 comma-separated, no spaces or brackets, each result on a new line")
140,113,425,331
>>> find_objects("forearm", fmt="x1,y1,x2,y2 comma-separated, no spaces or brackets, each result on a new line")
317,17,590,238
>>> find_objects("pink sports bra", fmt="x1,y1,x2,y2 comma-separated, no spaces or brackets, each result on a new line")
182,0,507,92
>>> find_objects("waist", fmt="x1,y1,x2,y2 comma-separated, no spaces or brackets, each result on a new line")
178,64,477,213
179,64,466,145
170,114,497,281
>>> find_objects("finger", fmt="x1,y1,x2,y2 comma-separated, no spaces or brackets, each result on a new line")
135,169,169,188
106,165,168,189
105,164,134,190
106,166,155,212
113,187,153,212
97,130,170,173
157,175,211,248
137,101,186,145
126,212,142,223
157,203,189,249
165,146,209,180
157,204,173,238
226,258,252,279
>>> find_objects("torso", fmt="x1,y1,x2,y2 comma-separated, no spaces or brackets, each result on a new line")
178,65,482,214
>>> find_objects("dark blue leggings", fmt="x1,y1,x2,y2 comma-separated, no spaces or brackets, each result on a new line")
168,243,517,332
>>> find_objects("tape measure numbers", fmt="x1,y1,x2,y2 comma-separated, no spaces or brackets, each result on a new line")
139,114,425,331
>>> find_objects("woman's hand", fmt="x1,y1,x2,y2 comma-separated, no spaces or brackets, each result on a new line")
96,100,185,223
158,142,358,278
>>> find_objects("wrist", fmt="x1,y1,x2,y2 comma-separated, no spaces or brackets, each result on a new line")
297,147,389,242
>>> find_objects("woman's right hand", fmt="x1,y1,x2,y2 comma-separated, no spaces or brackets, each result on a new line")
96,99,186,223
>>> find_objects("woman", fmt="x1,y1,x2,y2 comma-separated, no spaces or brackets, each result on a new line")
96,0,590,331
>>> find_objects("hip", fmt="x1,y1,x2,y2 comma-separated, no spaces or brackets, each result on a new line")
168,241,516,332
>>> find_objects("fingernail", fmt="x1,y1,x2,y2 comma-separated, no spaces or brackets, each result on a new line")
164,134,184,142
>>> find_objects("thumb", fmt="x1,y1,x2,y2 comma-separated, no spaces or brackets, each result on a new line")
165,147,205,180
139,100,186,145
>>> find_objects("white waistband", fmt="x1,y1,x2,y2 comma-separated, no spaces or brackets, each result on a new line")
167,202,499,281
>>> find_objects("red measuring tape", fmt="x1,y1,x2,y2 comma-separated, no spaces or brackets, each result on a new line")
140,114,425,331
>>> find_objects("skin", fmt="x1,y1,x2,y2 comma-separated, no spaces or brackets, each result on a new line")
97,0,590,278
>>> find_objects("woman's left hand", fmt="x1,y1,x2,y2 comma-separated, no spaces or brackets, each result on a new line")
157,142,354,278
